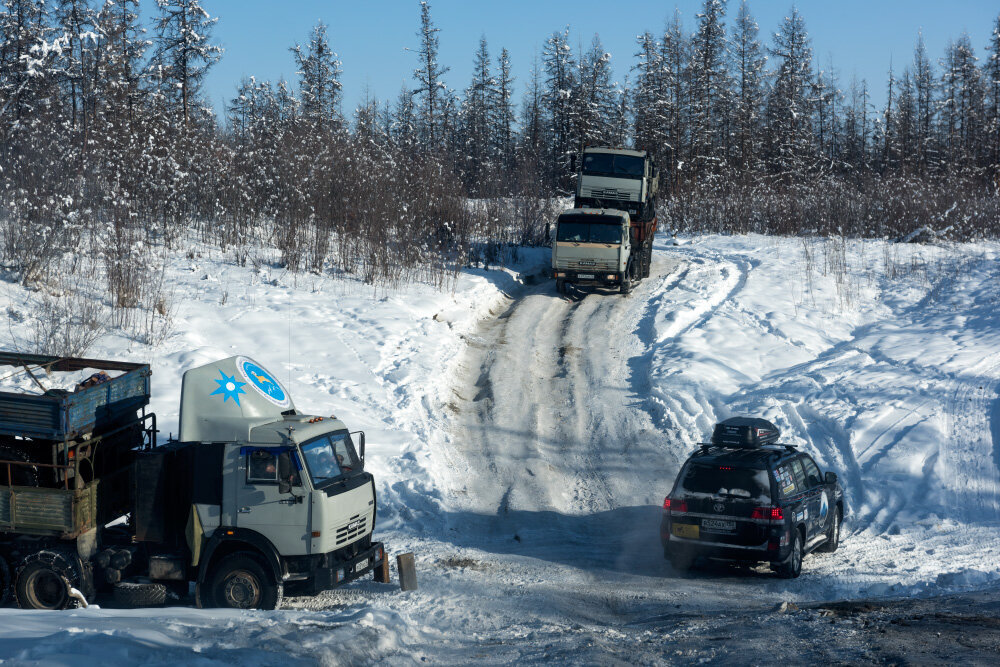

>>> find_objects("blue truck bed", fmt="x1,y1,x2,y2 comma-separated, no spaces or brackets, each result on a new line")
0,353,150,441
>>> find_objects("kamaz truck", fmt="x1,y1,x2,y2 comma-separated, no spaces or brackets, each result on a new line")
0,353,386,610
551,207,657,295
574,146,660,223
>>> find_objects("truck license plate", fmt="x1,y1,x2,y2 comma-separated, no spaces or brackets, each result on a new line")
702,519,736,532
578,274,595,279
355,559,370,573
673,523,699,539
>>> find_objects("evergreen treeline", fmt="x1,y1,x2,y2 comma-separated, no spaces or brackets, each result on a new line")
2,0,999,304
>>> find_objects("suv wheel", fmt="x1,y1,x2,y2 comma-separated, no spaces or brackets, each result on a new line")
817,508,841,553
775,531,803,579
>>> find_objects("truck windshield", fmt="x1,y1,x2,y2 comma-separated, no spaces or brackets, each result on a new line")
582,153,644,179
300,431,360,487
557,222,623,244
678,463,772,503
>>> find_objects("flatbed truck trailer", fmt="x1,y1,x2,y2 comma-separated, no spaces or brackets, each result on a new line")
0,353,386,610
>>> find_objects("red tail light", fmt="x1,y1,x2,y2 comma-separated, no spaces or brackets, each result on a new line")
751,506,783,521
663,497,688,513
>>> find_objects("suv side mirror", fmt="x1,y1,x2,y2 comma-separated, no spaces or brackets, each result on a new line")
825,471,838,485
277,451,293,494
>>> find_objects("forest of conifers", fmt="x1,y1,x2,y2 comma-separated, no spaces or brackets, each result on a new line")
1,0,999,296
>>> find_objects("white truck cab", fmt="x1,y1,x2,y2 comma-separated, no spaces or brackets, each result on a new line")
551,208,634,295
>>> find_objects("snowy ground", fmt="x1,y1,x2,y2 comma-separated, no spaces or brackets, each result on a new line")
1,233,999,664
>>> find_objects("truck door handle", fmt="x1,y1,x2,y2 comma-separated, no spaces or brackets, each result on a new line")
238,506,252,514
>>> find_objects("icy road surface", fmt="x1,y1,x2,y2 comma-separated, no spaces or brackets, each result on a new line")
1,234,999,664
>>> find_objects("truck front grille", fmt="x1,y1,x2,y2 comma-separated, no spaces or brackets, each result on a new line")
335,514,367,545
586,187,634,202
560,259,616,271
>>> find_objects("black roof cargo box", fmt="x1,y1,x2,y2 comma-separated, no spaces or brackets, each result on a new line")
711,417,780,448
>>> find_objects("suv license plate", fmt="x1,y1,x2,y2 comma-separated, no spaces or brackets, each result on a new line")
702,519,737,532
577,273,595,279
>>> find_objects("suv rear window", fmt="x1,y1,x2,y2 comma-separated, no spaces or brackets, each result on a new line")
678,463,772,503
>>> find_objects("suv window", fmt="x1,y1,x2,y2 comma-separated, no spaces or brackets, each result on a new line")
790,458,807,491
774,462,797,497
678,463,771,502
800,456,822,488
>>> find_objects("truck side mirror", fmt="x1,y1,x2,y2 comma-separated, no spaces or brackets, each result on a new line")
277,451,293,494
351,430,366,465
570,153,577,172
824,471,838,485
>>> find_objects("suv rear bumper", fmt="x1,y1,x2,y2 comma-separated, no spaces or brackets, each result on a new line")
661,519,788,563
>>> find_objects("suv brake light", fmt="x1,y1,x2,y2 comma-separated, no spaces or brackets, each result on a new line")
663,497,688,513
751,506,783,521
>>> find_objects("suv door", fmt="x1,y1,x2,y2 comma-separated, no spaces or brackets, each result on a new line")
790,456,823,542
799,455,831,537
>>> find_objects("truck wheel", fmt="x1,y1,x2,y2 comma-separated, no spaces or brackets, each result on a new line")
0,556,10,606
774,530,803,579
620,277,631,295
556,279,567,296
0,445,39,487
207,553,282,610
15,550,80,610
113,580,168,607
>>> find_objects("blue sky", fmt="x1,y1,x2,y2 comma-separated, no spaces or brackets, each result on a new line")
144,1,1000,122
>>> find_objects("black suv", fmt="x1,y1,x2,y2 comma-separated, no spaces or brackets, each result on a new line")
660,417,843,578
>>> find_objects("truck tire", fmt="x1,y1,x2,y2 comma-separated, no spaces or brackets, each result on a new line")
206,553,282,610
620,277,632,295
0,445,39,487
0,556,10,606
15,550,80,610
113,580,168,607
556,279,567,296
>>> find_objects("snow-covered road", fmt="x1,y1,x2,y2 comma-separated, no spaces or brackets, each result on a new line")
1,233,999,664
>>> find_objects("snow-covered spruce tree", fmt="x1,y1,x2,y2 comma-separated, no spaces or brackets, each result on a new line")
633,32,666,161
728,0,766,176
291,21,343,130
764,6,815,180
939,34,985,172
151,0,221,129
912,32,936,174
687,0,730,177
812,59,842,173
54,0,98,142
461,36,495,194
412,0,449,154
541,27,577,190
660,10,689,185
893,68,918,174
492,47,516,175
987,14,1000,177
575,35,617,150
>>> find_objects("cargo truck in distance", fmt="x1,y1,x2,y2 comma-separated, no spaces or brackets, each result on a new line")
553,147,660,295
0,353,386,610
552,208,658,295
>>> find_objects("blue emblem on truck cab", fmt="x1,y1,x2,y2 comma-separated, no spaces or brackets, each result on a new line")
820,491,829,519
210,370,246,405
236,357,292,408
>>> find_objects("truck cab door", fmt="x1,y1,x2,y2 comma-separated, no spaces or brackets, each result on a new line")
235,447,311,556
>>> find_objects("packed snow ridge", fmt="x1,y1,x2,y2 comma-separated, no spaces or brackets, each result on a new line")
1,233,998,663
